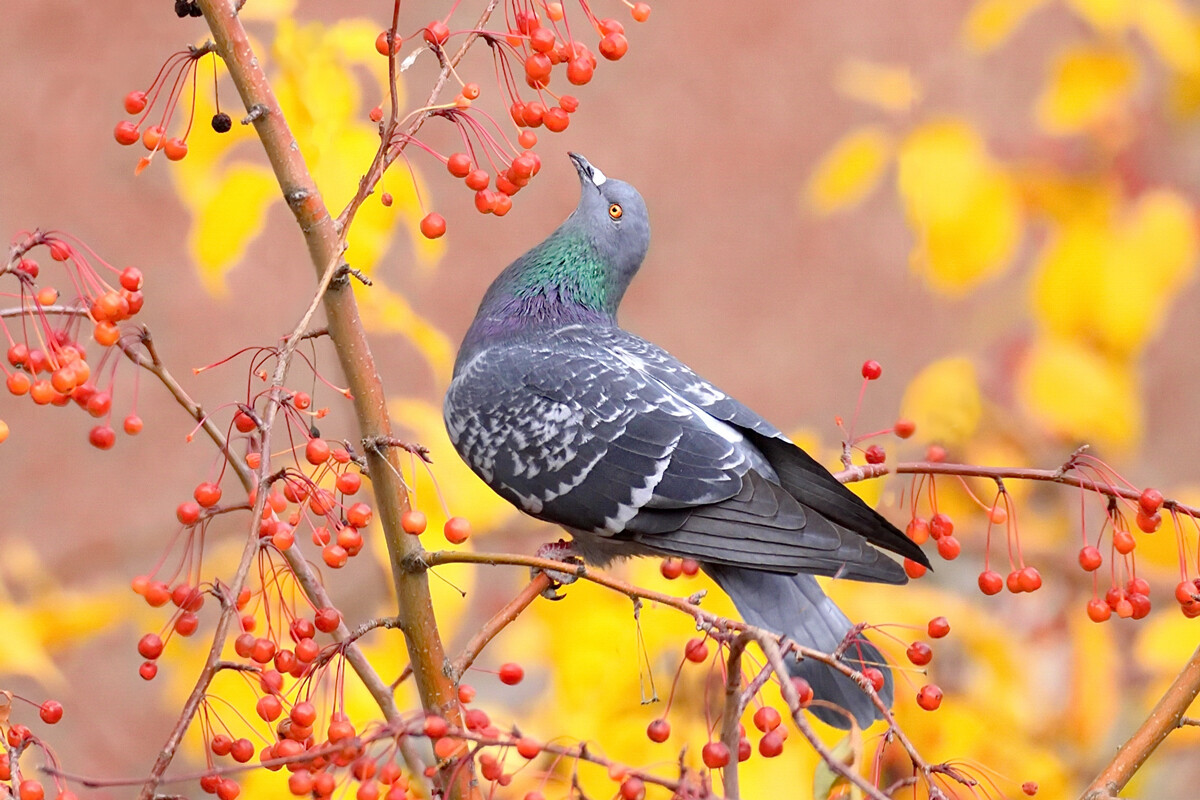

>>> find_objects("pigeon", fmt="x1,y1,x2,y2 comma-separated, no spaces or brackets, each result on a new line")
444,153,930,729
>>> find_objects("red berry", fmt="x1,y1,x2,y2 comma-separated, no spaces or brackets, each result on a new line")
88,425,116,450
401,510,427,534
1135,511,1161,533
916,684,943,710
929,512,953,539
529,27,556,52
124,90,148,114
1078,545,1103,571
518,130,537,149
631,2,651,22
336,471,361,495
457,682,474,702
1139,488,1163,515
737,738,752,762
177,501,202,525
1017,566,1042,592
1129,592,1151,619
1176,580,1198,605
163,137,188,161
893,419,916,438
304,436,330,465
18,780,44,800
978,570,1004,595
346,502,373,528
444,516,471,543
906,517,930,544
864,444,886,464
139,661,158,680
936,535,961,560
1022,782,1039,796
619,777,645,800
791,676,814,706
256,695,283,721
142,125,165,151
684,637,709,663
315,607,341,632
194,481,222,508
423,20,449,46
1113,528,1136,554
498,661,525,685
559,95,580,113
861,360,882,380
681,558,700,576
757,728,785,758
419,212,446,239
701,741,730,769
660,558,682,579
446,152,472,178
904,558,927,579
543,107,570,132
862,666,885,692
423,714,448,738
752,706,781,732
927,616,950,638
598,32,628,60
114,120,140,145
1007,570,1023,593
567,58,594,84
906,641,932,666
646,718,670,742
39,700,64,724
375,30,401,56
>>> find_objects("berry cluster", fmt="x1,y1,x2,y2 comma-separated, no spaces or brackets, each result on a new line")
368,0,651,238
3,231,146,449
113,44,228,173
0,695,72,800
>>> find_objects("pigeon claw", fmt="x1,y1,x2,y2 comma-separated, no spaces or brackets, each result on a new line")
534,539,583,599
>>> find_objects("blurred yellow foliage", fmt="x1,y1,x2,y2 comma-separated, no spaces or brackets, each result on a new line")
899,356,982,447
963,0,1049,52
1036,44,1136,134
805,126,893,215
897,120,1023,294
834,61,921,112
1017,336,1141,450
1030,189,1197,358
0,541,120,686
172,18,442,295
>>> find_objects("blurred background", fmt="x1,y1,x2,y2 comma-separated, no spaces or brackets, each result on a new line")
3,1,1200,798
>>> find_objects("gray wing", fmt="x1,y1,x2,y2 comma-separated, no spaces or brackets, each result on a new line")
589,328,928,568
445,325,910,582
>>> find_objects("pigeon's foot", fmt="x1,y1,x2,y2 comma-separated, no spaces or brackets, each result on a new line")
533,539,583,599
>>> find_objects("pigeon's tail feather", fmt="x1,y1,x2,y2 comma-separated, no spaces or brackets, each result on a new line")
704,565,892,730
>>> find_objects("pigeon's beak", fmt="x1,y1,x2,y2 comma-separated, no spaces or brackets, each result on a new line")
568,152,607,189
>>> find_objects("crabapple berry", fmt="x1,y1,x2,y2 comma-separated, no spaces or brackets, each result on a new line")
39,700,63,724
861,360,882,380
646,718,670,742
598,32,628,60
1136,511,1161,533
401,510,427,534
375,30,401,56
444,516,471,543
346,502,372,528
124,90,148,114
978,570,1004,595
701,741,730,768
864,444,885,464
420,213,446,239
684,637,708,662
906,641,933,666
305,437,330,465
498,661,525,685
89,425,116,450
758,729,785,758
423,21,449,46
936,535,961,560
862,667,885,692
114,120,140,145
916,684,943,710
631,2,651,21
929,513,953,539
904,558,927,578
1078,545,1102,571
752,706,781,732
927,616,950,638
1139,488,1163,515
194,482,222,508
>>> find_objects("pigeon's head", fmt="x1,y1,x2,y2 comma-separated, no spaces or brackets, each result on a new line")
567,153,650,288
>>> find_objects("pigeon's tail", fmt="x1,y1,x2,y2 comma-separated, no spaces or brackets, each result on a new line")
704,565,892,730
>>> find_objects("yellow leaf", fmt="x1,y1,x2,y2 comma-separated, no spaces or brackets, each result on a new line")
1031,190,1198,357
833,61,921,112
1036,45,1137,133
1017,336,1141,450
805,126,893,214
1064,0,1132,31
188,166,279,296
1134,0,1200,73
897,120,1022,294
899,357,983,447
963,0,1049,52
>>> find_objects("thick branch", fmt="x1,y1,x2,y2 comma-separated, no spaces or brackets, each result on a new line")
195,1,468,796
1082,644,1200,800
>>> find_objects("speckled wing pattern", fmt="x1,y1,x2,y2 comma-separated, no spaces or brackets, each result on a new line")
444,324,915,584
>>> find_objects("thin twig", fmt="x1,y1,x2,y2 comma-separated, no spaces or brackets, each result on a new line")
720,634,750,800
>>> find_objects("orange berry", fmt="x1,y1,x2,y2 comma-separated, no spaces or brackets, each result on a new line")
401,510,427,535
420,212,446,239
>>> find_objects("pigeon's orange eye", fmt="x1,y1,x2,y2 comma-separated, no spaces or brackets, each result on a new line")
608,203,623,219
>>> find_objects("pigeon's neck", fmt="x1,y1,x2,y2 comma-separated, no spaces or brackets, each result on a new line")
460,231,622,357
